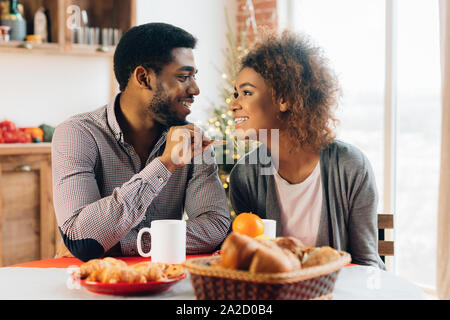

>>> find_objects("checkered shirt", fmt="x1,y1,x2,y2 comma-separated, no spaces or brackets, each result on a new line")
52,95,231,256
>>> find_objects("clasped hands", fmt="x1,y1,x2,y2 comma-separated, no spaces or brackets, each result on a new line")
158,124,225,172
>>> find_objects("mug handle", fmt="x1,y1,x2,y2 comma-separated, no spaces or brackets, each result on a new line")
137,227,152,257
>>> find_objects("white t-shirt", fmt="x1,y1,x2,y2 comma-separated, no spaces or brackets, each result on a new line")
273,162,322,247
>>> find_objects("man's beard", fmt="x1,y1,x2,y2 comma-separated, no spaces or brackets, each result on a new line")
147,82,188,128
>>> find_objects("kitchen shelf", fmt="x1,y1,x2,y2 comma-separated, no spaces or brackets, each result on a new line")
0,40,115,56
65,43,116,56
0,0,135,57
0,40,60,53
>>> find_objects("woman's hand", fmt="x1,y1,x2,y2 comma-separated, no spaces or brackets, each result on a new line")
157,124,214,172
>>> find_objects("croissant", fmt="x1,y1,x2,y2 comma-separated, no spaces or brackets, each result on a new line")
165,264,184,279
155,262,168,272
117,267,147,283
131,262,167,281
86,265,146,284
102,257,128,268
78,257,127,278
77,257,187,284
79,259,110,278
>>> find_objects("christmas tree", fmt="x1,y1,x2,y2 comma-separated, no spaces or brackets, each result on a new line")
202,2,259,217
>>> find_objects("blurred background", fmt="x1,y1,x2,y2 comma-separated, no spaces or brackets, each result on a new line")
0,0,445,298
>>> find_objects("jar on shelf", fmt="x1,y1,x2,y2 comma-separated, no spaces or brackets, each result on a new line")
26,34,42,44
0,25,10,41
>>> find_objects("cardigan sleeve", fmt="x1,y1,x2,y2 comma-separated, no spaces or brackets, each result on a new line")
229,164,253,215
347,154,386,270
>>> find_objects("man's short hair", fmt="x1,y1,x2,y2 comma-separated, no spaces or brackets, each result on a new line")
114,23,197,91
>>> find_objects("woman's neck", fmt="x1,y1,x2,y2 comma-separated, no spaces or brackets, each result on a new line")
266,132,320,184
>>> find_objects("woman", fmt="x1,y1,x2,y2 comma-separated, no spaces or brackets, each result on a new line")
229,30,385,269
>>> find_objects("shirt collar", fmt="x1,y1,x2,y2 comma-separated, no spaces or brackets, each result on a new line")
106,93,124,143
106,93,170,153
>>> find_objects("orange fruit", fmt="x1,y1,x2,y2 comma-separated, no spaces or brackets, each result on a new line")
232,212,265,238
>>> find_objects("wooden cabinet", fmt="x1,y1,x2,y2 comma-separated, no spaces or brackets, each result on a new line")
0,143,59,266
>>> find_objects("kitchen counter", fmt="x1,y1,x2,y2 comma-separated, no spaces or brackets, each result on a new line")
0,143,51,156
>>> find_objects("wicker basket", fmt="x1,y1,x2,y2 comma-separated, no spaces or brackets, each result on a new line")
184,251,351,300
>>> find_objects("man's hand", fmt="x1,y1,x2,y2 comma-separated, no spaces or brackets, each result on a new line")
157,124,214,172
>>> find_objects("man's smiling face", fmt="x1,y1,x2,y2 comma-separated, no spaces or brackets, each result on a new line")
148,47,200,127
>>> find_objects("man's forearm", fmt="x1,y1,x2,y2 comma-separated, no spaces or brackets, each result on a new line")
185,212,231,254
56,158,172,261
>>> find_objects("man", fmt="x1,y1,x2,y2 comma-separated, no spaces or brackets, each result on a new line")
52,23,230,261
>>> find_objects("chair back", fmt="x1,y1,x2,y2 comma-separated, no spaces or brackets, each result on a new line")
378,214,394,258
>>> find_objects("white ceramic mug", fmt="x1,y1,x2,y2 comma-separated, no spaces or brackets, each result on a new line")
137,219,186,264
262,219,276,238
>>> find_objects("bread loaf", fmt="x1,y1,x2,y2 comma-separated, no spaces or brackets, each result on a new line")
220,232,341,273
249,246,301,273
275,237,306,260
302,246,341,268
220,232,261,270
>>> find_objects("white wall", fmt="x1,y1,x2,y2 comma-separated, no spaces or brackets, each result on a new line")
0,53,110,127
137,0,237,124
0,0,236,128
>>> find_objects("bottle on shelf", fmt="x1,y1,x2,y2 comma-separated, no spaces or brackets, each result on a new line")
34,7,48,43
1,0,26,41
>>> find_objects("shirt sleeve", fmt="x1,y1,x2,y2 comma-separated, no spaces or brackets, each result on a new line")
52,121,171,261
347,156,386,270
183,147,231,253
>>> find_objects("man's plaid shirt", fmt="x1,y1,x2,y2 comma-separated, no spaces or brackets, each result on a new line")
52,95,230,260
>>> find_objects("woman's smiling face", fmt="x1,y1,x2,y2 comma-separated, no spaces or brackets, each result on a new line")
230,67,285,140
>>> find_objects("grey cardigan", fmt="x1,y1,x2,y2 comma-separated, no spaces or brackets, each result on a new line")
229,140,385,269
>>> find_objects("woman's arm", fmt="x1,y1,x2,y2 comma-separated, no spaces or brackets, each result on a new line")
347,156,386,270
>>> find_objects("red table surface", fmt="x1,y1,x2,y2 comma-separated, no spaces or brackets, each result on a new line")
8,254,215,268
9,255,357,269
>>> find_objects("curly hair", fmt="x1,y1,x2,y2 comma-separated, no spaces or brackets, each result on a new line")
240,30,341,152
114,23,197,91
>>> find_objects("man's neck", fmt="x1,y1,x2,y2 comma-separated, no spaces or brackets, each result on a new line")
117,91,163,159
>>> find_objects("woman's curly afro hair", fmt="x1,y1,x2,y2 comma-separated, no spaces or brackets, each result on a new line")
240,30,341,152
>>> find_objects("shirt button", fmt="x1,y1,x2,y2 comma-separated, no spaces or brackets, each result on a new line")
158,177,164,183
142,215,146,221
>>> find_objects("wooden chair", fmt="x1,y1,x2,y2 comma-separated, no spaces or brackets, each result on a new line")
378,214,394,261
